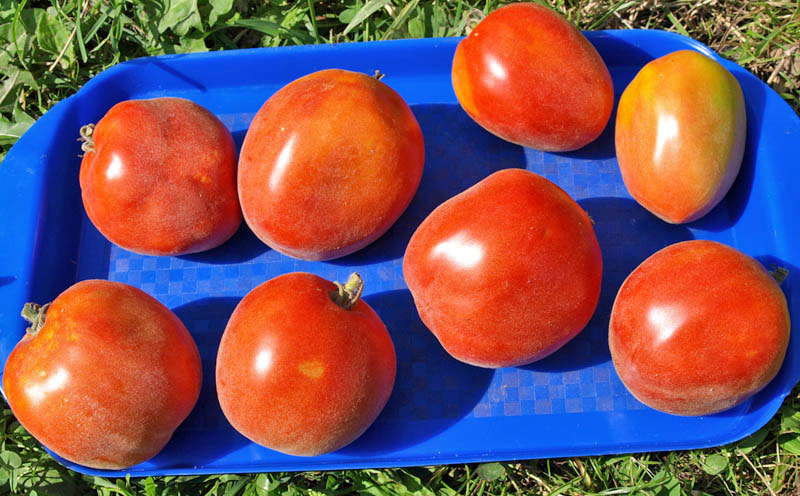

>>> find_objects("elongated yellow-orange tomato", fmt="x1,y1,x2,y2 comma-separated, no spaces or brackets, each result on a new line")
615,50,746,224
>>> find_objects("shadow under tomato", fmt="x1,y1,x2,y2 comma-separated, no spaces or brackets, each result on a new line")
549,105,617,162
179,223,270,265
232,128,247,151
338,290,493,455
148,297,251,468
331,103,526,266
523,197,694,374
687,70,764,233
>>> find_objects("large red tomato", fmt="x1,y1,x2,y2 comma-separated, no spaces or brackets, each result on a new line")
3,280,202,469
615,50,746,223
403,169,602,368
609,240,789,416
79,97,241,256
216,272,396,455
238,69,424,261
451,3,614,151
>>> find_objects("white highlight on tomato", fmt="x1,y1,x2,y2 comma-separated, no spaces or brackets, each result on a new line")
648,305,685,344
255,349,273,374
25,367,69,405
653,113,679,164
105,154,124,180
432,233,484,269
486,55,507,84
269,134,297,192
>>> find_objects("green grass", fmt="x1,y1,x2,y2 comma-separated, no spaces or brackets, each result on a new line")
1,0,799,494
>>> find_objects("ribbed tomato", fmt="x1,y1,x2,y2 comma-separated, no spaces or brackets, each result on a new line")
3,280,202,469
79,97,241,255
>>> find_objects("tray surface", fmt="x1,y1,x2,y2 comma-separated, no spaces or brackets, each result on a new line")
1,30,799,476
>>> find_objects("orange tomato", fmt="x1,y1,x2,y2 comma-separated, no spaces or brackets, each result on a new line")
451,3,613,151
238,69,424,261
216,272,396,455
3,280,202,469
610,241,789,415
403,169,602,368
80,97,241,255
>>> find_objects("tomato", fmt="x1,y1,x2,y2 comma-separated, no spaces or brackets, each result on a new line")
79,97,242,256
215,272,396,456
615,50,746,224
3,280,202,469
451,3,613,152
403,169,602,368
238,69,424,261
609,240,789,416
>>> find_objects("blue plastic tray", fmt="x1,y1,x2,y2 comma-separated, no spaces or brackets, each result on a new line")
1,30,799,477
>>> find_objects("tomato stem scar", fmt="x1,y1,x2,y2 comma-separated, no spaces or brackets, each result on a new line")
330,273,364,310
78,123,95,153
20,302,50,336
770,266,789,285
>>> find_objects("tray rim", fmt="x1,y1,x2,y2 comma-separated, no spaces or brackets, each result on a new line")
1,29,799,477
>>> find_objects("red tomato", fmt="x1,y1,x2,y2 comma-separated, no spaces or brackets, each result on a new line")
403,169,602,368
238,69,425,261
609,240,789,416
79,97,242,256
615,50,746,223
3,280,202,469
451,3,613,151
215,272,396,456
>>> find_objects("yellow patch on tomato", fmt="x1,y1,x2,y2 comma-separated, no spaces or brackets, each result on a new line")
298,360,324,379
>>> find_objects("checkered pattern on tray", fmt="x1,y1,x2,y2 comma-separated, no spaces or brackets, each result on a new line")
89,104,656,431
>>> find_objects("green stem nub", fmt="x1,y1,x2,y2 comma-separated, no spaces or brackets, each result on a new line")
330,273,364,310
21,302,49,336
771,266,789,285
79,123,96,154
372,70,385,81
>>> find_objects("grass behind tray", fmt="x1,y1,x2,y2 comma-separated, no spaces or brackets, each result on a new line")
1,0,799,495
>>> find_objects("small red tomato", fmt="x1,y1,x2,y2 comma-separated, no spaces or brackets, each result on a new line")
403,169,602,368
451,3,614,151
609,240,790,416
216,272,396,456
238,69,425,261
79,97,242,256
3,280,202,469
615,50,746,223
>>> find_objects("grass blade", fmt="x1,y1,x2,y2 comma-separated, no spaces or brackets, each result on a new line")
381,0,419,40
307,0,321,43
342,0,390,37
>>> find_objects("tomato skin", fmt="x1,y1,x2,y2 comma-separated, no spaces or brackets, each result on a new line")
2,280,202,469
215,272,396,456
615,50,746,224
609,240,790,416
403,169,602,368
80,97,242,256
451,3,613,152
238,69,424,261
